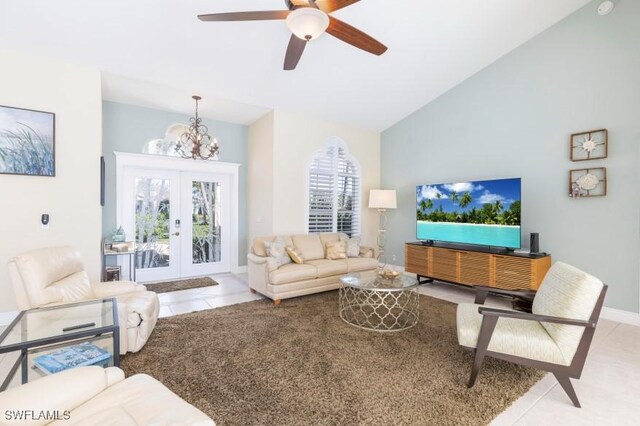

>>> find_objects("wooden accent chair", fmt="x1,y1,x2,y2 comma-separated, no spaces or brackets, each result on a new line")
456,261,607,407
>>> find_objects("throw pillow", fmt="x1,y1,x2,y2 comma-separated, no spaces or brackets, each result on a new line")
263,237,292,268
340,236,361,257
286,246,304,264
325,240,347,260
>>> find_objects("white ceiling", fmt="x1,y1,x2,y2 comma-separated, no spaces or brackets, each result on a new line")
0,0,592,130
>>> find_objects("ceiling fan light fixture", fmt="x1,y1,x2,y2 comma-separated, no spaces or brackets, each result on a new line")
286,7,329,41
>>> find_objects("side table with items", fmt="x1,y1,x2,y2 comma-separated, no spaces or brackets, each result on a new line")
102,240,136,281
0,298,120,391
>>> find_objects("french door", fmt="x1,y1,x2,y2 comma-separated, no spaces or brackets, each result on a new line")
120,166,231,282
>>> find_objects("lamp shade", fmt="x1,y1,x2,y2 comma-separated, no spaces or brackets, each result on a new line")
285,8,329,41
369,190,397,209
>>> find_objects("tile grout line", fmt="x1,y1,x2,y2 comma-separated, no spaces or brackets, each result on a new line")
509,376,559,426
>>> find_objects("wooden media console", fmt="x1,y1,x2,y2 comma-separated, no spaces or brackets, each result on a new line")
404,242,551,291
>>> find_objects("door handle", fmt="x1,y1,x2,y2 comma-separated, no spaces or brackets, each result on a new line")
172,232,180,236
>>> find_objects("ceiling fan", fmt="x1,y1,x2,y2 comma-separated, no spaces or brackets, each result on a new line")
198,0,387,71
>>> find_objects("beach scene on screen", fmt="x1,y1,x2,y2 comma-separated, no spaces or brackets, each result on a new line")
416,178,521,248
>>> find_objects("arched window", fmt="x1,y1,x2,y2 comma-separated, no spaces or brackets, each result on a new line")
307,138,361,237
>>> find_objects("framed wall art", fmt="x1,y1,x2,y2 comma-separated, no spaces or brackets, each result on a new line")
569,167,607,198
570,128,607,161
0,105,55,177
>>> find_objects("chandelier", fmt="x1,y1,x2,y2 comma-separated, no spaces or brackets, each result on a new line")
175,95,219,160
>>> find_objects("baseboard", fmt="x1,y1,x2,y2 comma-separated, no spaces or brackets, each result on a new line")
0,311,18,327
234,266,247,274
601,307,640,327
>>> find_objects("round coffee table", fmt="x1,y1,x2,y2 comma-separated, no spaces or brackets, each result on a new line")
338,273,419,332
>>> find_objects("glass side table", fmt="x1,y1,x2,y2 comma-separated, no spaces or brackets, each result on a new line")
0,298,120,391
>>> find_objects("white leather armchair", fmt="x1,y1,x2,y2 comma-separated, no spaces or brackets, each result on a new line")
0,366,215,425
7,246,160,354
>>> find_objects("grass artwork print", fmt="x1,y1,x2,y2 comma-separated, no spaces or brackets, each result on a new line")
416,178,522,248
0,105,55,177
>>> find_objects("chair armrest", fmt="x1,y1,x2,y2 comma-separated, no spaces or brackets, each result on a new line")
359,246,375,258
473,285,536,304
92,281,146,298
0,366,123,417
477,307,596,328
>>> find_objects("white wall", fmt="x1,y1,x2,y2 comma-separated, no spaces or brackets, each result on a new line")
247,111,275,242
247,109,380,249
381,0,640,313
0,49,103,312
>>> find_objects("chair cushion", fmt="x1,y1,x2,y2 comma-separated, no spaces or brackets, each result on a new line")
336,257,379,273
9,246,92,307
305,259,348,278
457,303,568,365
532,262,603,363
292,235,325,261
57,374,214,426
269,264,318,285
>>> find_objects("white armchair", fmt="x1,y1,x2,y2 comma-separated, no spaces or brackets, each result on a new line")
7,246,160,354
457,261,607,407
0,366,215,425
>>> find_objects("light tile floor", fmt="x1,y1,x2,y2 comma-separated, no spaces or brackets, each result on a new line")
1,275,638,425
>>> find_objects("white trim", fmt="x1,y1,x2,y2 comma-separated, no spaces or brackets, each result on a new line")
0,311,18,327
114,152,240,275
233,265,248,274
601,307,640,327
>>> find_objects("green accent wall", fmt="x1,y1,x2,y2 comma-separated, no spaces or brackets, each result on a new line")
381,0,640,312
102,101,249,267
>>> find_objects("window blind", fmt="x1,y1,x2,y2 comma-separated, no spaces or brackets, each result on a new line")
308,142,360,237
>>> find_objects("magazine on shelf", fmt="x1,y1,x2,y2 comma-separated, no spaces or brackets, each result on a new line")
33,342,112,375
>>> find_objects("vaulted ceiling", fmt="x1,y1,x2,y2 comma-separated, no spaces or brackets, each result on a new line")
0,0,592,130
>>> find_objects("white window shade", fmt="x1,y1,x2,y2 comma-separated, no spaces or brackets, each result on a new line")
308,139,361,237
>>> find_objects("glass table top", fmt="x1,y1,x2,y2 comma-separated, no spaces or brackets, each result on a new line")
0,298,116,349
340,272,418,291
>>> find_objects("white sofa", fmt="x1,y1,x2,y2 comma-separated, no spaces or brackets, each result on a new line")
247,233,377,303
7,246,160,355
0,366,214,425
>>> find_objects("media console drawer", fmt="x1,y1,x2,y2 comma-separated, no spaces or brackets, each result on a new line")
404,243,551,291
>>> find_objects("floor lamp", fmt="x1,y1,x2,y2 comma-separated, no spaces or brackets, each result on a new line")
368,189,397,265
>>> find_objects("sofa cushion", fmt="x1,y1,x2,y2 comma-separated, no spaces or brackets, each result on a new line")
305,259,348,278
337,257,378,273
264,237,292,267
325,240,347,260
340,236,361,257
319,233,341,249
457,303,568,365
292,235,325,261
285,246,304,264
270,264,318,285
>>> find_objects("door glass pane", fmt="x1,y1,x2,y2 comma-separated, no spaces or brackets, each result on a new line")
135,178,170,269
192,181,221,264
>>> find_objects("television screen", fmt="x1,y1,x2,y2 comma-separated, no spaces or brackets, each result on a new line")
416,178,521,249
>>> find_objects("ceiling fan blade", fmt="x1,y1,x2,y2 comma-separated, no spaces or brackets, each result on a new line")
198,11,290,22
316,0,361,13
284,35,307,70
326,16,387,56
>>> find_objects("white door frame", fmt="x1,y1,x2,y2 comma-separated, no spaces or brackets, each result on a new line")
115,152,241,275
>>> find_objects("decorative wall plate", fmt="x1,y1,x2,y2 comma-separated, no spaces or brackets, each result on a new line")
570,129,607,161
569,167,607,198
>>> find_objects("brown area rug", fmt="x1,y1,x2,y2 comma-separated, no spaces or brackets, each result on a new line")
145,276,218,294
121,291,543,425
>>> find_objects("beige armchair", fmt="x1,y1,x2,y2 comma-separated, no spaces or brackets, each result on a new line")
7,246,160,355
456,261,607,407
0,366,214,425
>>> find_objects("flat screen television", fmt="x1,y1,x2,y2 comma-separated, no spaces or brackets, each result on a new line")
416,177,521,249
